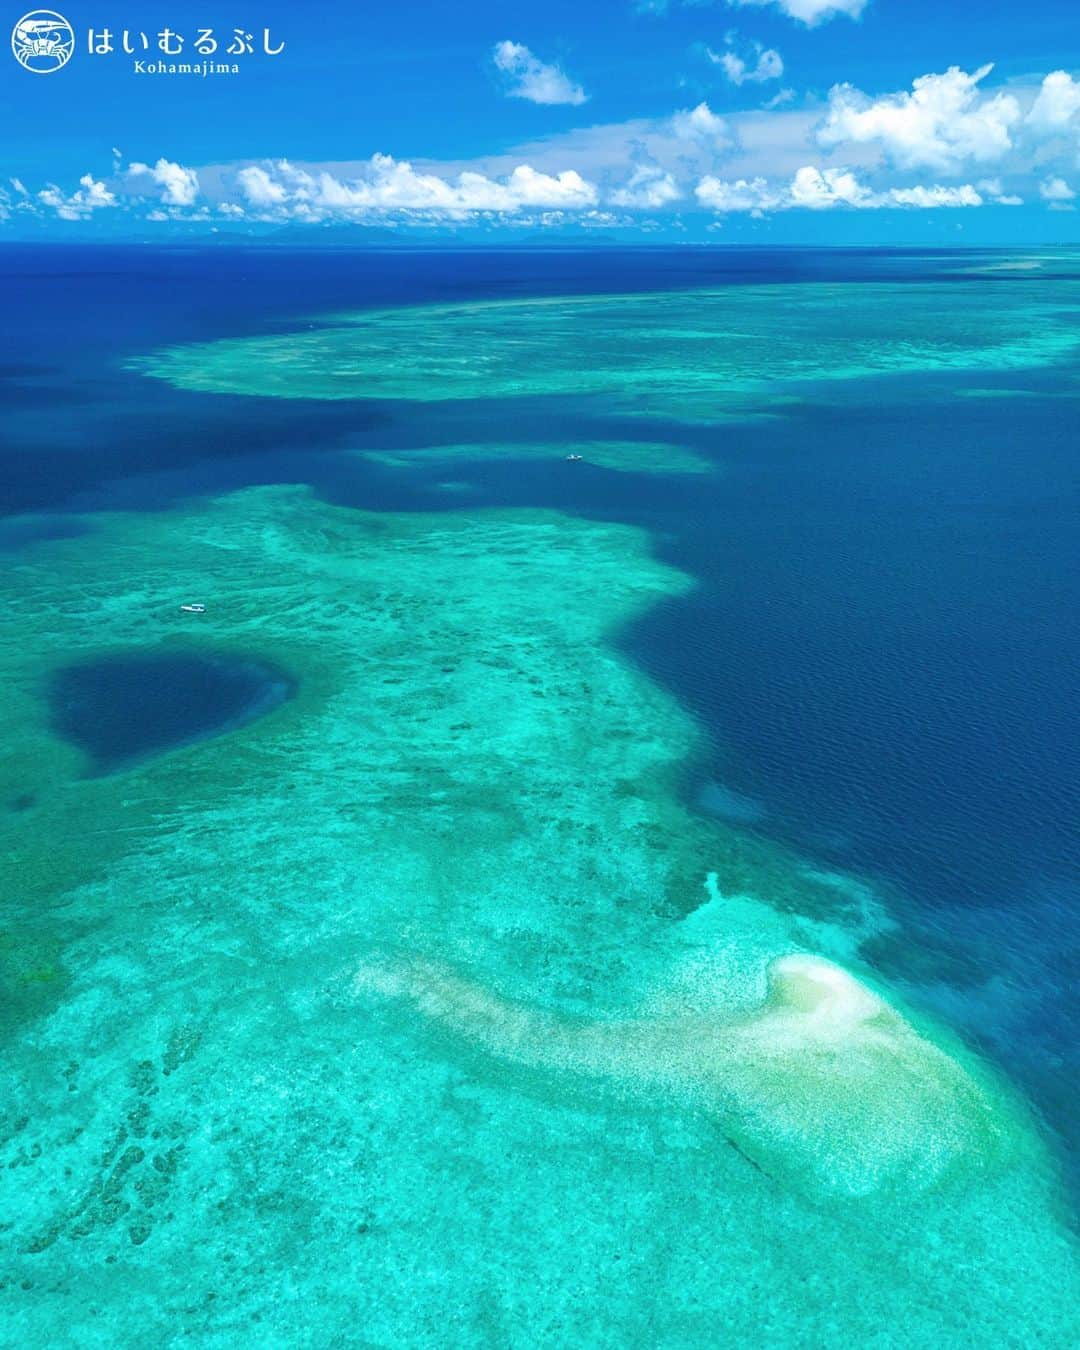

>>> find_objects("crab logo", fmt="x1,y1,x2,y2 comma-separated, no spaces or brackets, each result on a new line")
11,9,74,72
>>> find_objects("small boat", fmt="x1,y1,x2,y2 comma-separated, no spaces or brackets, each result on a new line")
180,603,207,614
565,454,583,462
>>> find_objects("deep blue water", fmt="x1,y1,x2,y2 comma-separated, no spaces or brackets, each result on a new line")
2,243,1077,1182
47,651,294,775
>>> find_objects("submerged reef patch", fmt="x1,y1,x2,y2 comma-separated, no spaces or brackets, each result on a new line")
136,282,1080,422
356,948,1003,1201
361,440,714,476
2,486,1077,1344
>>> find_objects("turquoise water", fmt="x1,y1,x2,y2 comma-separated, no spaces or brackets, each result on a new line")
1,247,1078,1345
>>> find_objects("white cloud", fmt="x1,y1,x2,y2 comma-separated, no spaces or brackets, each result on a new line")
468,64,1080,209
491,164,597,208
763,89,796,111
609,166,682,207
20,60,1080,234
886,182,983,208
671,102,730,142
727,0,867,26
229,155,598,218
696,175,781,212
128,157,200,206
710,41,784,87
977,178,1024,206
1026,71,1080,133
237,165,288,205
788,164,875,208
37,174,116,220
1039,175,1076,201
697,165,983,212
818,65,1021,171
493,40,587,106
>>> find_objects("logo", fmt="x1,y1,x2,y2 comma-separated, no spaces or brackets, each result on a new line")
12,9,73,72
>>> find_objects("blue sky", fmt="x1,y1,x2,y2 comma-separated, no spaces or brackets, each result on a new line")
3,0,1080,242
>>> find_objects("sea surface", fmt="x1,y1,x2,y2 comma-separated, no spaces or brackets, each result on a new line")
1,244,1077,1344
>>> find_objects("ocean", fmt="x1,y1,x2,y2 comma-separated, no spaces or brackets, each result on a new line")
1,243,1077,1344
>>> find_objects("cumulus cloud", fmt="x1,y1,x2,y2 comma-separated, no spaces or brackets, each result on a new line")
727,0,867,26
237,165,288,206
709,41,784,87
1026,71,1080,133
493,40,587,106
697,165,983,212
609,166,682,207
1039,175,1076,201
788,165,875,208
696,175,782,212
887,183,983,207
230,155,598,218
38,174,116,220
818,65,1020,171
127,157,200,206
19,59,1080,234
671,102,730,142
977,178,1024,206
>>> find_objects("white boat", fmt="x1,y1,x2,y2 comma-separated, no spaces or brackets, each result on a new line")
180,603,207,614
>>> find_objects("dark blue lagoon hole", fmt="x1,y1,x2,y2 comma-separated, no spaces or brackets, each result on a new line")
47,650,296,776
